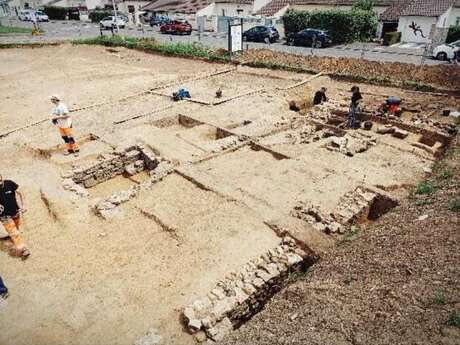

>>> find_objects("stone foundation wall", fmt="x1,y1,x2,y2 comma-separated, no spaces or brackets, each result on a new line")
183,237,311,342
66,145,159,188
292,186,399,234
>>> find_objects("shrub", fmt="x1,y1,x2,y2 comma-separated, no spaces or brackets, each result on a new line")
446,311,460,327
449,198,460,212
282,7,378,44
383,31,401,46
446,26,460,43
415,180,437,195
43,6,68,20
89,11,112,23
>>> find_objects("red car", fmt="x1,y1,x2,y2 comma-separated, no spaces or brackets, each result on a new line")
160,20,192,35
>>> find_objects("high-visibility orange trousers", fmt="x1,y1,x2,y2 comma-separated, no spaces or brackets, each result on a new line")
1,215,25,250
58,127,79,153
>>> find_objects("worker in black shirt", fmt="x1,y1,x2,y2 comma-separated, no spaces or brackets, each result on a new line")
0,174,30,259
348,85,363,129
313,87,328,105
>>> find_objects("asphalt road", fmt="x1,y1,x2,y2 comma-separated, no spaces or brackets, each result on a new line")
0,18,446,66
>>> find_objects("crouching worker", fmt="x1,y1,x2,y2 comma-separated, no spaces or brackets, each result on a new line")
313,87,328,105
50,94,79,157
0,174,30,259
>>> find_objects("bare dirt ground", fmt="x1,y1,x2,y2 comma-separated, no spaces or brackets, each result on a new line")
220,137,460,345
0,44,458,345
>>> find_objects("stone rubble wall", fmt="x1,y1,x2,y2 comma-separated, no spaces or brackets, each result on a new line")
94,159,175,219
64,144,161,189
292,186,399,234
182,237,310,342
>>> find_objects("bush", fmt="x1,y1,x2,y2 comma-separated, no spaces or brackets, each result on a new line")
282,8,378,44
415,180,437,195
383,31,401,46
89,11,112,23
43,6,68,20
446,26,460,43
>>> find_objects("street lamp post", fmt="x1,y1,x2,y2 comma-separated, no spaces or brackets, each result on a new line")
111,0,119,33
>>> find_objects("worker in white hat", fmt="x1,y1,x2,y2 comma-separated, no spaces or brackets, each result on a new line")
50,95,79,156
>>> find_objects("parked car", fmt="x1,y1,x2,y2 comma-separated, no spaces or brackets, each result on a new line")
150,15,170,27
35,10,49,22
286,29,332,48
160,19,192,35
242,26,280,43
99,16,126,30
18,9,34,21
432,40,460,61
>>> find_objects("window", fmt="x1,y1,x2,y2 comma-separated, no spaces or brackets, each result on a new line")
222,9,225,16
128,5,135,13
456,17,460,26
236,9,243,15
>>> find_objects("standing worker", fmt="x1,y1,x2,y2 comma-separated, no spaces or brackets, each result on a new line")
348,86,362,129
50,95,80,157
313,87,328,105
0,174,30,259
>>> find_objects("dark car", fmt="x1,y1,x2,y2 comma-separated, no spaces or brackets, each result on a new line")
243,26,279,43
287,29,332,48
150,15,170,27
160,19,192,35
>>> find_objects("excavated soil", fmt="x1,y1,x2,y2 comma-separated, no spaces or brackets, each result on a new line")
220,137,460,345
239,49,460,90
0,44,458,345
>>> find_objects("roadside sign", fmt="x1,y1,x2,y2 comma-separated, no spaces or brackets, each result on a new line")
228,20,243,56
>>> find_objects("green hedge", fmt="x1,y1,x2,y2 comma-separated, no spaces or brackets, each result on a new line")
383,31,401,46
43,6,67,20
89,11,112,23
282,8,378,44
446,26,460,43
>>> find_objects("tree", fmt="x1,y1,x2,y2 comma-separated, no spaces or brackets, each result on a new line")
352,0,375,12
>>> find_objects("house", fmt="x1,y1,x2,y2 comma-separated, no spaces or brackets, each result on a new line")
256,0,392,19
196,0,271,17
379,0,459,43
141,0,209,16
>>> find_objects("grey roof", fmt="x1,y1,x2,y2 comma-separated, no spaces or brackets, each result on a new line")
380,0,411,21
400,0,456,17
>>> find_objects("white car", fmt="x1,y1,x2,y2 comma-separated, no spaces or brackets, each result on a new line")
100,16,126,30
35,10,49,22
18,9,34,21
432,40,460,61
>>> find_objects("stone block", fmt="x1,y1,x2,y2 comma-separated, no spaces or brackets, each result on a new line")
392,128,409,139
83,177,97,188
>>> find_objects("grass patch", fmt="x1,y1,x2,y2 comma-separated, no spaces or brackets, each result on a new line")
340,226,360,243
432,290,447,305
446,311,460,327
415,180,437,195
0,26,31,34
449,198,460,212
415,199,434,207
72,36,230,62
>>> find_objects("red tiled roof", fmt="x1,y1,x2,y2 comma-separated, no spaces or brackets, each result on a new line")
289,0,392,5
401,0,456,17
141,0,209,13
214,0,252,4
256,0,288,16
380,0,411,21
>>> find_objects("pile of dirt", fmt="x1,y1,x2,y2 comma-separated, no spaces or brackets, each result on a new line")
239,49,460,91
220,137,460,345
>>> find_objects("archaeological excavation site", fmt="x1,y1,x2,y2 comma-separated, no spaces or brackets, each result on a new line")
0,44,458,345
